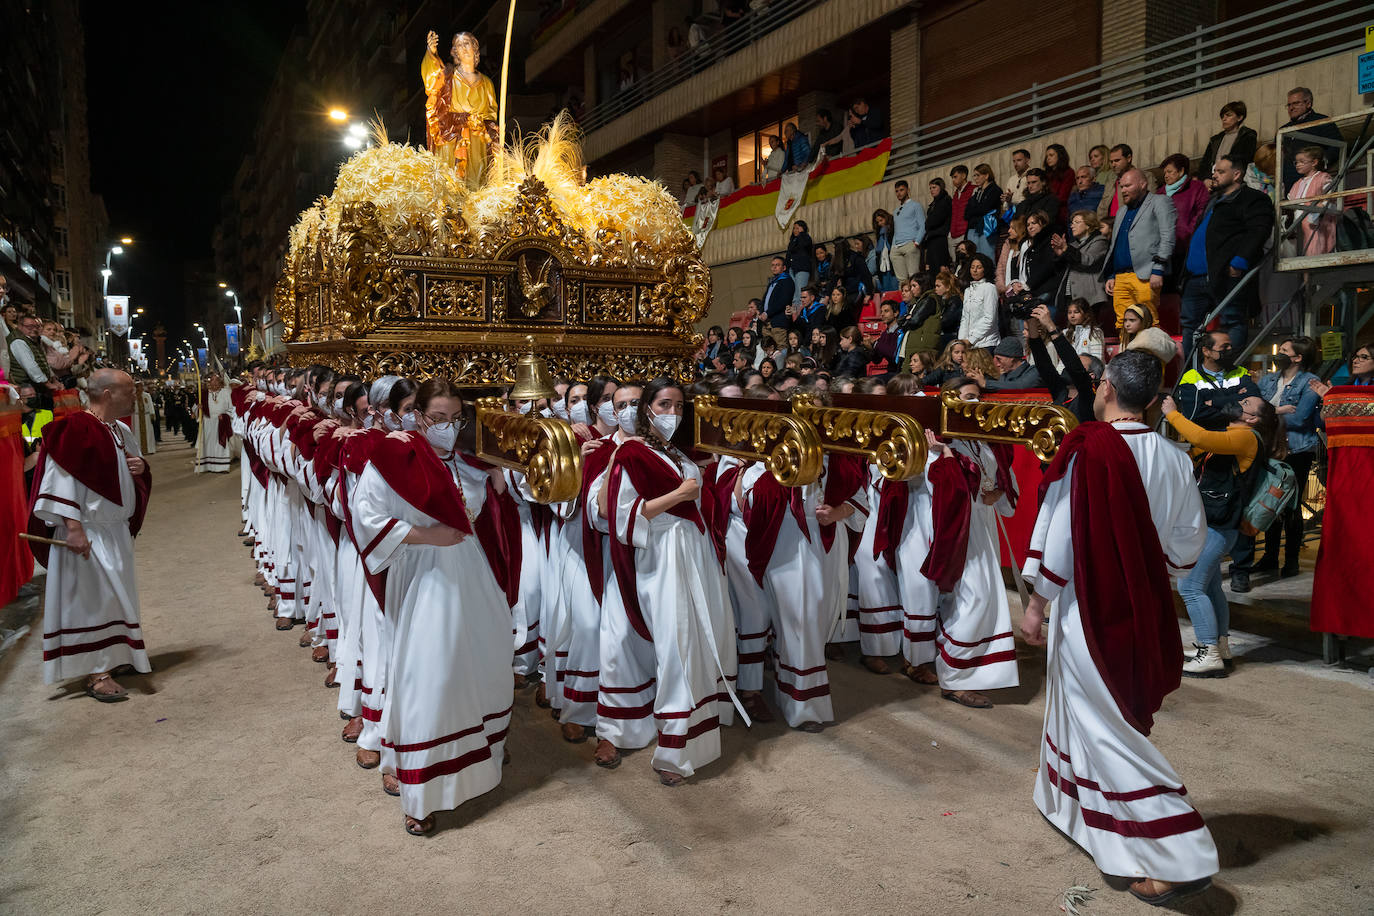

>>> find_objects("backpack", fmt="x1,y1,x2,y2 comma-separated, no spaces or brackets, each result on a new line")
1239,456,1298,536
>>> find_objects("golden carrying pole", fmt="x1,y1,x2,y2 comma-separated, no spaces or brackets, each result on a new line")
497,0,516,181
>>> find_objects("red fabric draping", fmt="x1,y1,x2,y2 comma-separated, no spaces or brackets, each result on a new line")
1311,387,1374,638
0,406,33,606
579,437,617,603
742,471,810,587
871,477,908,570
819,454,866,554
919,452,982,593
1036,422,1180,736
606,441,704,642
699,460,741,568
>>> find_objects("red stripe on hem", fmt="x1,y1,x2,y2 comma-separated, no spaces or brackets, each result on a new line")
656,716,720,748
655,692,726,719
360,518,398,561
774,658,827,677
775,680,832,701
599,677,656,695
43,619,141,639
36,493,81,509
563,687,598,702
597,700,654,720
938,629,1014,650
1046,768,1203,837
42,634,145,660
936,642,1019,669
1041,566,1068,587
383,706,512,753
859,621,902,634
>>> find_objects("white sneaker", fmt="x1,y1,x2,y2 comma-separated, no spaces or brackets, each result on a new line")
1183,644,1227,678
1218,636,1235,671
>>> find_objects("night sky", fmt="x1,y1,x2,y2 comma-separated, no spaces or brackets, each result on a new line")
83,0,306,348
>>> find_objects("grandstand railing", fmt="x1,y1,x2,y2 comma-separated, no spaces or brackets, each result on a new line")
884,0,1368,177
575,0,829,134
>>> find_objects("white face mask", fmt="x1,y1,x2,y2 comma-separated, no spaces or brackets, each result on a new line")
538,407,553,418
400,411,418,431
597,400,617,428
424,421,458,454
382,409,402,431
255,379,266,391
617,403,638,434
551,398,567,420
516,400,533,415
363,414,374,429
333,397,344,416
651,411,680,441
569,400,590,425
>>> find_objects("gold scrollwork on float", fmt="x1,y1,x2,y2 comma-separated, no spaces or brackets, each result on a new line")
692,395,823,487
474,397,583,504
939,389,1076,462
584,285,635,324
425,278,485,320
791,395,928,481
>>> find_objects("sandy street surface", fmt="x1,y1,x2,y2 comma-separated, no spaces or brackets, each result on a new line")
1,439,1370,916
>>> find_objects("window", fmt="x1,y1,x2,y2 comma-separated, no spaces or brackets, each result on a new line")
55,269,71,295
54,226,68,257
736,117,798,186
52,184,67,209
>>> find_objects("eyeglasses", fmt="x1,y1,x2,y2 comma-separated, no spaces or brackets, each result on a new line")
1353,353,1373,361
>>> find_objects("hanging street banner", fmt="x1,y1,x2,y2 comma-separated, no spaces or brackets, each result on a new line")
225,323,240,356
105,295,131,337
196,347,208,369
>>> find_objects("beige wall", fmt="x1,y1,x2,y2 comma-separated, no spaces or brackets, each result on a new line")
525,0,636,83
695,49,1361,327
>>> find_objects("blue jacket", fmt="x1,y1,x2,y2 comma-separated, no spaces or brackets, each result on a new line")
1258,369,1321,454
1067,183,1104,216
786,133,812,171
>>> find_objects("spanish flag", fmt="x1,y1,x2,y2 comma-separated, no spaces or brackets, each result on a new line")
683,138,892,234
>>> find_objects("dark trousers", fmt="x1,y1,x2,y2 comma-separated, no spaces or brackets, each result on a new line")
1180,272,1249,365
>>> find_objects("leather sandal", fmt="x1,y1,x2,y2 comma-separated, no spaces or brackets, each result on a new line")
299,630,313,648
1128,877,1212,906
275,617,294,631
560,722,587,743
324,666,339,688
513,672,528,690
594,739,621,769
823,642,846,661
795,721,825,733
903,662,939,685
941,689,993,709
655,768,685,787
311,645,330,663
534,682,551,708
382,773,400,797
861,655,891,675
341,716,363,743
85,672,128,703
740,691,775,723
404,814,435,837
356,748,381,769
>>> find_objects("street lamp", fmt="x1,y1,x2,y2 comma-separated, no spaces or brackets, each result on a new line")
328,108,349,122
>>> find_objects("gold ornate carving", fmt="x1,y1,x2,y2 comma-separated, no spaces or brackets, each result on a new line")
939,389,1077,462
426,278,485,319
475,397,583,504
585,285,635,324
516,253,556,318
692,395,823,487
791,395,928,481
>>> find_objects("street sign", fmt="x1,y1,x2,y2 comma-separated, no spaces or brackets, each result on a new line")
1366,23,1374,52
1361,50,1374,95
1321,330,1343,362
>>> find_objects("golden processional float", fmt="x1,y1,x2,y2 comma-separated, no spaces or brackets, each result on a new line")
274,34,1076,500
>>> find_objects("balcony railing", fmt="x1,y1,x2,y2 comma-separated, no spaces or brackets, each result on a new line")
884,0,1368,177
575,0,831,134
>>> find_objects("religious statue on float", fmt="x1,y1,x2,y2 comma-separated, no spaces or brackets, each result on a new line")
422,30,498,188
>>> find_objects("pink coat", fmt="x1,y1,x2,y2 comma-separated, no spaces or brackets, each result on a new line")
1156,177,1209,246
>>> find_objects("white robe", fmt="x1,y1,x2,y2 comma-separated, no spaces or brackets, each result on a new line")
195,387,233,473
726,462,832,728
854,458,937,660
595,446,741,776
353,454,512,820
933,440,1019,691
33,420,150,684
1024,421,1216,882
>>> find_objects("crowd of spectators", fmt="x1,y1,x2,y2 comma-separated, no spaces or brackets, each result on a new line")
690,86,1363,612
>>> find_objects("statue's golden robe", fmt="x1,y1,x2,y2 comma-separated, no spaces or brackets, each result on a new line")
421,50,497,187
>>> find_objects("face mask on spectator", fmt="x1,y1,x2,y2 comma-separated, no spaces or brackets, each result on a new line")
551,398,567,420
401,411,419,431
1272,354,1292,372
333,397,344,416
569,400,590,425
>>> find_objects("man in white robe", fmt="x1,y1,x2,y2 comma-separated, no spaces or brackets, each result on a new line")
1020,351,1216,906
195,372,234,473
30,369,151,701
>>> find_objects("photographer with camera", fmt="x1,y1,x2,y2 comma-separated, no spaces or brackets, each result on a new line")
1023,304,1104,422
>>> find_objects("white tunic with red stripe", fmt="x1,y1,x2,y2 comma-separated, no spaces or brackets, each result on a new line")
932,439,1019,691
854,458,938,661
1024,421,1216,882
34,420,150,683
352,457,512,820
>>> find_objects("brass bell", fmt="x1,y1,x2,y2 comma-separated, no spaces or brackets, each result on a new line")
509,349,555,401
